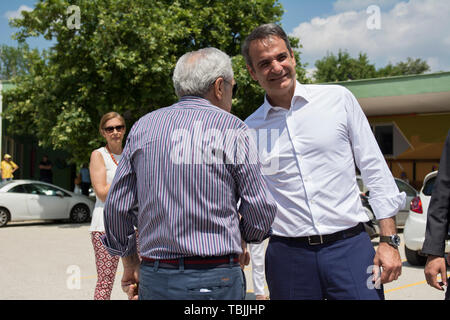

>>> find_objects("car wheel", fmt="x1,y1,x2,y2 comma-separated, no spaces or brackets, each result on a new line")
0,207,10,227
70,204,90,223
405,246,427,266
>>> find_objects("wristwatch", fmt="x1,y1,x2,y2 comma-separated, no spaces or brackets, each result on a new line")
379,234,401,249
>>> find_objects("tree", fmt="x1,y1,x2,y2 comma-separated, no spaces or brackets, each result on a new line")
314,50,430,83
376,57,430,77
0,44,37,80
313,50,376,83
3,0,307,165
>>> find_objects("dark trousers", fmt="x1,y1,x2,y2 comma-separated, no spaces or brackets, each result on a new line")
80,182,90,196
265,229,384,300
139,261,245,300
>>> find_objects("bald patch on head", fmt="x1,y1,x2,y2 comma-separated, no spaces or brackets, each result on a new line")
185,51,203,65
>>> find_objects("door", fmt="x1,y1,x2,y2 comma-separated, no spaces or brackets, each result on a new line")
3,184,31,220
23,183,69,220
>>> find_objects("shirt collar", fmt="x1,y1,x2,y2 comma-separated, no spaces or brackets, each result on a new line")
262,81,311,120
179,95,210,104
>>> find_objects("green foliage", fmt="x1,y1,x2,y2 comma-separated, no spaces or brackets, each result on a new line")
314,50,430,83
314,50,376,83
0,44,38,79
376,57,430,77
3,0,301,165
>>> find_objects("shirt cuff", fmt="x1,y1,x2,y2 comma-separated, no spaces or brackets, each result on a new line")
101,232,137,258
239,220,272,244
369,191,407,220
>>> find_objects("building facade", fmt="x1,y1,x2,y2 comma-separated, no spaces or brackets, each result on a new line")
338,71,450,189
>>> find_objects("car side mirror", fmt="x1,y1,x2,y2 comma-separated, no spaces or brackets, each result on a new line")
55,190,65,197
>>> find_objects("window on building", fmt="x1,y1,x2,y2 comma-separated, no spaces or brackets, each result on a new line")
370,123,411,158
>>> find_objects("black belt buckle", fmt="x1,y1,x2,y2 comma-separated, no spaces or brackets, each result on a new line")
308,235,324,245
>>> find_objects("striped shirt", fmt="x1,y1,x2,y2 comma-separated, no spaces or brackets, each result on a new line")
102,96,277,259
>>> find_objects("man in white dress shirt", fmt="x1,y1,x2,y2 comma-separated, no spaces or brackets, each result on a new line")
242,24,406,300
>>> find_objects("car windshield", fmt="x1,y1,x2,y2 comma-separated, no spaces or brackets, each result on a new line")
422,176,436,196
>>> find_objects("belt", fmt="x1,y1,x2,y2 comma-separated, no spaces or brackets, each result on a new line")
273,223,364,246
141,254,240,270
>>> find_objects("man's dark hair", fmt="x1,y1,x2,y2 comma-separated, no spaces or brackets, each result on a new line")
241,23,293,69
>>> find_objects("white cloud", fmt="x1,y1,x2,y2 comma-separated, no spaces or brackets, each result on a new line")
292,0,450,73
333,0,400,12
4,5,33,20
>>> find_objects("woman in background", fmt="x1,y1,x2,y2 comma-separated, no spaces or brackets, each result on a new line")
89,112,126,300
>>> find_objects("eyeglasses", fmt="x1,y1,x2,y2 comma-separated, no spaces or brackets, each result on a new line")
103,125,125,133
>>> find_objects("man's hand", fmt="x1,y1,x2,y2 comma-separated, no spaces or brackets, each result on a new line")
121,253,140,300
424,255,448,290
239,240,250,269
373,243,402,284
373,217,402,284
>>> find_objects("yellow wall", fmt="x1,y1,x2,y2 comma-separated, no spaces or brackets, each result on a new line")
368,113,450,144
368,113,450,189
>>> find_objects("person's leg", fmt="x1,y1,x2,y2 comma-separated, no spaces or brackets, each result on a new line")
265,236,324,300
81,183,90,196
249,242,267,298
91,232,120,300
320,231,384,300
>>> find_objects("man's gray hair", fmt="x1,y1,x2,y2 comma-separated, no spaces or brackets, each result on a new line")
242,23,293,69
173,47,234,98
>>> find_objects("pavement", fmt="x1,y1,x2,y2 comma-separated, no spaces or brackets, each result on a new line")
0,221,448,300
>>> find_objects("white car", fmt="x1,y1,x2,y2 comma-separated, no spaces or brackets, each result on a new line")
404,171,450,265
0,180,94,227
356,175,418,227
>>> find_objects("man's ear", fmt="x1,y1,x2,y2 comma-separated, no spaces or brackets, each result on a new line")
213,77,225,100
246,64,258,81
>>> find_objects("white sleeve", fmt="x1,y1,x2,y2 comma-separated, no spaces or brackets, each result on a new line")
343,87,406,220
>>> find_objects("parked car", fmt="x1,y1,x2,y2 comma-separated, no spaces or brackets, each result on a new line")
404,171,450,265
360,193,379,239
0,180,94,227
356,176,418,227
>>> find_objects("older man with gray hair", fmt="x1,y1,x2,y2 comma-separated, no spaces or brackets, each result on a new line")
102,47,277,300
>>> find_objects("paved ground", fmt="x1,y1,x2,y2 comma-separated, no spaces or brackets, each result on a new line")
0,221,448,300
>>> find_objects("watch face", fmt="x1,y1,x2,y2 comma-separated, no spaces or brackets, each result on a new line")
392,235,401,246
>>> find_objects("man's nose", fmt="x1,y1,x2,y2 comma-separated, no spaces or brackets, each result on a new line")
271,60,283,73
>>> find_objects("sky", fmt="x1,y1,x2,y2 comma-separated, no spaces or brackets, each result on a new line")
1,0,449,76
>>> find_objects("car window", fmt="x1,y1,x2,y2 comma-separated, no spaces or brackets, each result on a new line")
31,183,67,196
23,184,46,195
7,185,27,193
422,177,436,196
22,183,66,196
395,180,417,197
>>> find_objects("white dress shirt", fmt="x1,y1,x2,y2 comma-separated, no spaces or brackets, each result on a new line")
245,81,406,237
